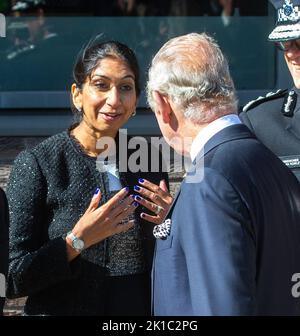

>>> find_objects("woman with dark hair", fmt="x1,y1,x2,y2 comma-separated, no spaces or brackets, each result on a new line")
0,187,8,316
6,38,171,316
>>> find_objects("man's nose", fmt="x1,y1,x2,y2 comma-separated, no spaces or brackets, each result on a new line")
285,43,300,58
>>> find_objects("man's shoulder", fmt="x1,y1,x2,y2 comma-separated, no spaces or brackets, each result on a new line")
242,89,288,114
202,132,281,180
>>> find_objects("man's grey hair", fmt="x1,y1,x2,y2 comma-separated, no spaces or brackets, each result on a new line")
147,32,238,124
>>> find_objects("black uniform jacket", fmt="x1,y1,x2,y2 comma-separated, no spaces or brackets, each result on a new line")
240,87,300,181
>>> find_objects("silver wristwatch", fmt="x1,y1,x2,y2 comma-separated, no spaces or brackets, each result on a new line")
66,231,85,253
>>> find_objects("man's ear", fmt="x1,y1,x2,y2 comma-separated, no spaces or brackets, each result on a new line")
152,91,172,123
71,83,82,111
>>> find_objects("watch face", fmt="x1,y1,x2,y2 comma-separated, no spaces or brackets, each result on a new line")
73,238,84,251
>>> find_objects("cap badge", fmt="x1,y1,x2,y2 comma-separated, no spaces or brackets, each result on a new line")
279,0,299,21
284,0,294,16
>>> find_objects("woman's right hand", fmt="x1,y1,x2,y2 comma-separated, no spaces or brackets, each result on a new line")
66,187,137,259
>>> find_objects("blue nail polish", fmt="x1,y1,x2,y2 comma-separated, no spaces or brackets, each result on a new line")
94,188,100,195
125,187,129,192
135,195,141,201
130,194,135,199
134,186,140,191
138,178,144,184
134,202,139,207
141,213,145,218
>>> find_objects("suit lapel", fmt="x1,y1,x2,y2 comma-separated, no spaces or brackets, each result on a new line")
164,185,181,219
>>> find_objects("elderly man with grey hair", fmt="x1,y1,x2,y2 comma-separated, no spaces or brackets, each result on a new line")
148,32,300,316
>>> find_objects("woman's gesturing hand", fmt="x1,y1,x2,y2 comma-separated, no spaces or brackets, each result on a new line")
71,187,138,249
133,179,173,225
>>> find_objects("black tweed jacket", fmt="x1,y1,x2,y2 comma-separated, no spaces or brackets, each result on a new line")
6,131,168,315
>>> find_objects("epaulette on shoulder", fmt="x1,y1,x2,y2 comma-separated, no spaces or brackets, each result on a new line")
242,89,288,112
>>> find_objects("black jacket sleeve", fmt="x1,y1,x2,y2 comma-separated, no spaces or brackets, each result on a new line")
6,151,80,299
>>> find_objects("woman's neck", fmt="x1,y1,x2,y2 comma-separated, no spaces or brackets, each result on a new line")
71,121,118,157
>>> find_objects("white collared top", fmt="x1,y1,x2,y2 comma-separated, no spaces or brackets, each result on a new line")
104,162,122,191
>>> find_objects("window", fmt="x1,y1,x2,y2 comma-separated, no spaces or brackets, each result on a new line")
0,0,276,134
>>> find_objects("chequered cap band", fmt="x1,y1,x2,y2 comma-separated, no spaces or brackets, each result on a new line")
269,23,300,41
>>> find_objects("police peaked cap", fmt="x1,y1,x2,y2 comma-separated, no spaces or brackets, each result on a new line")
269,0,300,41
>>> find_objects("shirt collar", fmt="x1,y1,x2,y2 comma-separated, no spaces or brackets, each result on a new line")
190,114,241,162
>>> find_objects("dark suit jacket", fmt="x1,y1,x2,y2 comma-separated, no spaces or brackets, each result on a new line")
0,188,9,315
152,124,300,316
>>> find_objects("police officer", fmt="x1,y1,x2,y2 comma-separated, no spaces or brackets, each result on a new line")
240,0,300,181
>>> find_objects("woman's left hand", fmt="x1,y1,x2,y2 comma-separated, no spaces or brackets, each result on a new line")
133,179,173,224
